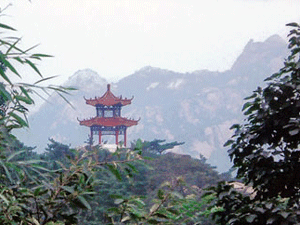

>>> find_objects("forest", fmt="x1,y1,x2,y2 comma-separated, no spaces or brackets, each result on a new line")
1,3,300,225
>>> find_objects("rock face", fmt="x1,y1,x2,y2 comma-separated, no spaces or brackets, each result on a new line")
17,35,288,172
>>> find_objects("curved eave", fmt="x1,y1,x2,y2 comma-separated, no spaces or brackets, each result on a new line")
84,84,133,106
79,117,139,127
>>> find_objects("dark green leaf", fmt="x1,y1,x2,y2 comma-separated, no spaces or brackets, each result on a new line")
25,59,42,77
224,140,234,147
8,112,28,127
107,164,122,180
0,160,13,183
0,67,12,85
0,55,21,77
5,38,21,54
15,95,33,104
61,186,75,194
0,23,16,31
0,84,12,101
286,22,300,28
31,53,53,58
77,196,91,210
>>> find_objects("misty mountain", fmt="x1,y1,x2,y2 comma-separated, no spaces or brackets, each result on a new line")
16,34,288,172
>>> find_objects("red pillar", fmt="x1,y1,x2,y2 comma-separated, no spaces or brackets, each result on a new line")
115,130,119,145
124,129,127,147
98,131,102,144
90,129,93,143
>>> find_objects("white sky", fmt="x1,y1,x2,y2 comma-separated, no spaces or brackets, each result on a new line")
2,0,300,84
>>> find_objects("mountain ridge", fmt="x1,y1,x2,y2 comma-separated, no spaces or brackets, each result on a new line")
16,34,288,172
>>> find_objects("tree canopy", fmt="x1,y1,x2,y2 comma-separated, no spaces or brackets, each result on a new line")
207,22,300,224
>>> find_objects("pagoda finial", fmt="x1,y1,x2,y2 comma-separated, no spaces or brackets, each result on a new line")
107,84,111,91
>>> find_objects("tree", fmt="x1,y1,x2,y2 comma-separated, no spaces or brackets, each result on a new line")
42,138,75,169
135,139,184,156
206,22,300,224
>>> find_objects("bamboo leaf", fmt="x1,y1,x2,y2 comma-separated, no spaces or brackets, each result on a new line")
0,193,9,205
121,216,131,223
12,56,24,64
20,86,34,103
48,86,70,94
34,75,59,85
0,160,13,183
31,53,53,58
30,167,52,182
150,203,160,214
57,92,75,109
61,186,75,194
5,37,21,55
0,23,16,31
107,164,122,181
0,56,21,77
15,95,33,104
24,44,40,54
77,195,92,210
25,59,42,77
17,159,47,165
29,216,40,225
0,83,12,101
0,40,25,54
8,112,28,127
0,67,12,85
7,150,26,162
126,163,138,173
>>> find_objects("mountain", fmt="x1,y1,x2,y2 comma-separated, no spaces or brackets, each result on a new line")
16,35,288,172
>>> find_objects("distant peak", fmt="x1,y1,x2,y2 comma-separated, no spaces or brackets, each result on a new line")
244,35,286,51
68,69,101,79
136,66,175,75
137,66,158,72
231,34,287,72
265,34,286,45
65,68,107,87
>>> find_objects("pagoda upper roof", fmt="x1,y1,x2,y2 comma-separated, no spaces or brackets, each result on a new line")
79,116,139,127
84,84,133,106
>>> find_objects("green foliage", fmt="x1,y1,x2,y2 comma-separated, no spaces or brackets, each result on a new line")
146,152,220,192
77,140,220,224
78,145,148,224
206,182,299,225
207,22,300,224
105,177,213,224
0,150,97,224
139,139,184,155
42,138,75,169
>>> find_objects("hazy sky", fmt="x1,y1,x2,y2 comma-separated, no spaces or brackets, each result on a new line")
2,0,300,84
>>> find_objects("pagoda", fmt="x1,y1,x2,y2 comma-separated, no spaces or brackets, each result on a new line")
79,84,139,147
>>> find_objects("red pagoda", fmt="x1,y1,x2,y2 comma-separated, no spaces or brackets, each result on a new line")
79,84,139,147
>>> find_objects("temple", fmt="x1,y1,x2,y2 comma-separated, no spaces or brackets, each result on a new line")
79,84,139,147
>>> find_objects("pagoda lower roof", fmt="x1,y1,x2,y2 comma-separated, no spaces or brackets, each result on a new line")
79,116,139,127
85,84,133,106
